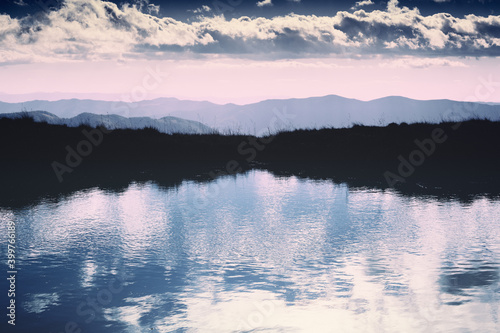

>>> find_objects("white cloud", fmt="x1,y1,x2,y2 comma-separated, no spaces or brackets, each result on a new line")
133,0,159,15
1,0,500,64
192,5,212,14
387,0,401,13
380,57,468,69
257,0,273,7
351,0,374,10
14,0,27,6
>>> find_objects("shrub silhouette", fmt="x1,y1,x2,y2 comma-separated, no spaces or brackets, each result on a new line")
1,117,500,207
1,117,500,164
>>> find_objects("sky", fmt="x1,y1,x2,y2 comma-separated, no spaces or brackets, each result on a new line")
0,0,499,104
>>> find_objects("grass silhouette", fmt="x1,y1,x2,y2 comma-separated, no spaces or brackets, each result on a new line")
1,116,500,208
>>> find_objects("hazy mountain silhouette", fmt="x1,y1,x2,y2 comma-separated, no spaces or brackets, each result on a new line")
1,95,500,133
0,110,213,134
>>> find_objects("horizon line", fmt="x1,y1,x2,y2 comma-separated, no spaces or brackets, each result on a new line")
0,93,498,106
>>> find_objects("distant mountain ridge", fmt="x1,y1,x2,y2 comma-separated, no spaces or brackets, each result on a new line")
0,111,213,134
1,95,500,134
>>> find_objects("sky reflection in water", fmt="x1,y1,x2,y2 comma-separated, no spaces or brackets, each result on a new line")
1,170,499,332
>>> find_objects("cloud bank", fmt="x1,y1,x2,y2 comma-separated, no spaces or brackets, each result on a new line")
1,0,500,64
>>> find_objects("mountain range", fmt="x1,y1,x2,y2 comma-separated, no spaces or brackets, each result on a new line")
0,111,213,135
1,95,499,134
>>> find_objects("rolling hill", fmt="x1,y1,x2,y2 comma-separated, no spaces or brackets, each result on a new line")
1,95,500,134
0,111,213,134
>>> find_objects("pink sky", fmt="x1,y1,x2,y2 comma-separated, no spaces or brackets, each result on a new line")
2,1,500,105
1,56,499,104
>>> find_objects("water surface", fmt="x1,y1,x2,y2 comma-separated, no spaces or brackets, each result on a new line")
1,170,499,332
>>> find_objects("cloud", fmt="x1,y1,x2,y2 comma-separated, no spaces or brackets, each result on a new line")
14,0,28,6
1,0,500,65
351,0,374,10
380,57,468,68
191,5,211,14
387,0,400,13
257,0,273,7
133,0,159,15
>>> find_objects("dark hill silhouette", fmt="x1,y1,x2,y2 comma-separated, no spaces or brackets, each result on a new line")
2,116,499,163
1,116,500,208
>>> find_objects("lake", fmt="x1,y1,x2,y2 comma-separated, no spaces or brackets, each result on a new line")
1,169,499,332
